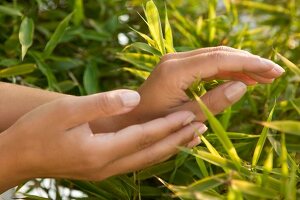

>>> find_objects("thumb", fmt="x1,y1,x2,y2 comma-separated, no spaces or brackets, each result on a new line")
54,89,140,128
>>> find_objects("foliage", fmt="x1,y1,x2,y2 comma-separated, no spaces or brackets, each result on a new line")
0,0,299,199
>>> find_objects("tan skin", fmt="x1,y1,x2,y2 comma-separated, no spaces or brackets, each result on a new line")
0,46,284,192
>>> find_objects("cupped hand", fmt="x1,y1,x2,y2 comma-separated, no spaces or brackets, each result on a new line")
106,46,284,130
0,90,206,191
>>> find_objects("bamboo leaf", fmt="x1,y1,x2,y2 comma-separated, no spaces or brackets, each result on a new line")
129,42,162,56
261,120,300,136
19,17,34,60
231,179,278,198
123,67,150,80
236,1,289,14
208,0,217,43
0,5,23,16
145,0,165,54
276,52,300,76
73,0,84,25
192,91,242,168
252,104,275,167
0,63,36,78
164,5,174,53
83,60,99,94
44,12,73,57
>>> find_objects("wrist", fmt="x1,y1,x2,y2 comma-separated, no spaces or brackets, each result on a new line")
0,130,30,192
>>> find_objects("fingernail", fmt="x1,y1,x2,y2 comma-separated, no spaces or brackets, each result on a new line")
187,137,201,148
224,81,247,103
261,58,285,74
182,113,196,126
274,64,285,74
194,124,208,137
120,91,140,107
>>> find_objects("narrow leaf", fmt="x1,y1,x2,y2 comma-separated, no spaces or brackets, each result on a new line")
0,63,36,78
164,5,174,53
0,5,23,16
261,120,300,136
252,104,275,167
276,52,300,76
192,91,241,168
231,179,278,198
145,0,165,54
44,12,73,57
19,17,34,60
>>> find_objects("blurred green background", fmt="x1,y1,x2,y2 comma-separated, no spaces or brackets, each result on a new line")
0,0,299,199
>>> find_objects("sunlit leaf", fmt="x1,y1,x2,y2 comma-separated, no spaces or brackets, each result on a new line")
261,120,300,136
19,17,34,60
44,12,73,57
0,63,36,78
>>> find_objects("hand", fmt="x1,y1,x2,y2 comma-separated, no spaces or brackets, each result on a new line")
0,90,207,192
105,46,284,130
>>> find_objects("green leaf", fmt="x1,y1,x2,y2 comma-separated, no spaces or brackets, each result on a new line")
231,179,278,198
0,5,22,16
185,173,228,192
129,27,155,47
123,67,150,80
129,42,162,56
263,148,273,173
83,60,99,94
30,52,59,91
19,17,34,60
164,5,174,53
252,104,275,167
0,63,36,78
145,0,165,55
261,120,300,136
276,52,300,76
208,0,217,43
73,0,85,25
192,91,241,168
236,1,289,14
44,12,74,57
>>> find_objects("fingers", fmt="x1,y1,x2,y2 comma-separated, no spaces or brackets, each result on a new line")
50,89,140,128
176,81,247,121
160,46,251,63
100,122,207,177
172,51,284,88
91,111,196,160
158,47,284,89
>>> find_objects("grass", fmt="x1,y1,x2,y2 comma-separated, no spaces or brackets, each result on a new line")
0,0,299,199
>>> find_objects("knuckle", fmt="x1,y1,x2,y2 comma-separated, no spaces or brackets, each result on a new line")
214,45,232,52
96,93,119,115
156,59,178,77
136,125,153,150
144,151,160,166
209,51,226,61
160,53,177,63
55,98,75,116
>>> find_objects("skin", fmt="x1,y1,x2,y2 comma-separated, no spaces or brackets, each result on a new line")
0,46,284,192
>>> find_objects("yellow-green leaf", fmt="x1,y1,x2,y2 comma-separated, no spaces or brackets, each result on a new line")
192,91,241,168
164,5,174,53
276,52,300,76
44,12,73,57
252,104,275,167
0,63,36,78
261,120,300,136
145,0,165,55
231,179,278,198
0,5,23,16
19,17,34,60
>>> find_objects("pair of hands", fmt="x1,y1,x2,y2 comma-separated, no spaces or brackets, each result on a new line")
0,46,284,191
